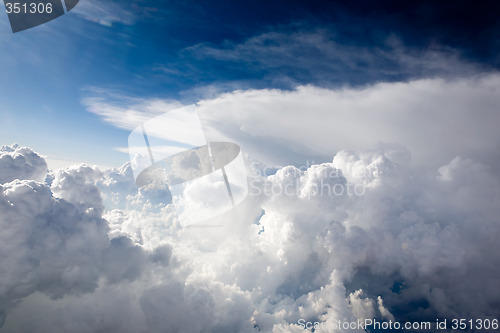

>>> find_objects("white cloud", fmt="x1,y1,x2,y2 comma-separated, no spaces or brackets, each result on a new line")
2,141,500,331
181,29,484,86
3,73,500,330
0,144,47,184
93,143,499,330
85,74,500,173
51,164,105,214
0,178,108,323
71,0,136,26
83,90,184,131
196,74,500,171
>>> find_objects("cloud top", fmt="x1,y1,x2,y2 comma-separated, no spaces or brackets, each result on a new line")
0,144,47,184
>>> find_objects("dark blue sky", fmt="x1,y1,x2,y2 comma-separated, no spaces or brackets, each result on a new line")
112,0,500,90
73,0,500,94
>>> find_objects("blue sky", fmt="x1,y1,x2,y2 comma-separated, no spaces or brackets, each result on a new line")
1,0,499,168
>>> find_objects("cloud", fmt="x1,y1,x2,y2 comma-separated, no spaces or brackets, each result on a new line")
71,0,136,26
83,89,184,131
0,144,48,184
95,144,498,331
0,157,175,331
5,71,500,330
0,178,108,322
51,164,105,214
1,140,500,331
198,74,500,171
177,29,486,87
85,74,500,172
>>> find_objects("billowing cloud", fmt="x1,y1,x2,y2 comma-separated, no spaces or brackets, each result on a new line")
3,74,500,331
0,178,108,326
0,144,47,184
86,74,500,172
0,161,173,331
196,74,500,171
1,140,500,332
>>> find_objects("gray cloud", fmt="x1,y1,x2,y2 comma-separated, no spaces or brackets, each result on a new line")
4,73,500,331
2,141,500,332
0,144,47,184
178,29,486,87
195,75,500,171
71,0,136,26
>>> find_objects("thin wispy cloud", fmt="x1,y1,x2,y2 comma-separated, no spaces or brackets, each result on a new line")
71,0,136,26
83,89,184,131
177,29,485,87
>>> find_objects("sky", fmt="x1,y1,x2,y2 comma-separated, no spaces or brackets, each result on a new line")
1,0,500,168
1,1,500,332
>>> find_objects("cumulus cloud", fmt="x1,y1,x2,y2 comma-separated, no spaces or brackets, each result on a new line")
0,157,175,331
0,179,108,324
0,144,47,184
87,145,498,331
3,73,500,331
196,75,500,171
1,140,499,332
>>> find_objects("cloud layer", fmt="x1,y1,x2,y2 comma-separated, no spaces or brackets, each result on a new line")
1,129,499,332
86,74,500,172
